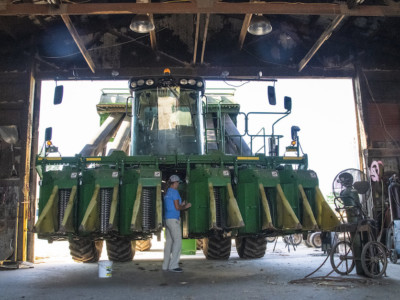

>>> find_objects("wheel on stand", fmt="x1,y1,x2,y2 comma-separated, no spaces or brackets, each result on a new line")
361,241,388,278
266,236,277,243
291,233,303,246
283,235,291,245
283,234,302,246
310,232,322,248
330,241,355,275
304,234,313,247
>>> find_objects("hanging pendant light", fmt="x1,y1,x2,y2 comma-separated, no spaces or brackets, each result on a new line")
130,14,155,33
247,14,272,36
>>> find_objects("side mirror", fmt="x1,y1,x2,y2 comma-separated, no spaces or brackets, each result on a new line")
284,96,292,111
268,86,276,106
291,126,300,141
45,127,52,142
54,85,64,105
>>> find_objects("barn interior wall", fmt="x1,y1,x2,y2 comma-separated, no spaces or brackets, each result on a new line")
0,70,37,262
358,70,400,220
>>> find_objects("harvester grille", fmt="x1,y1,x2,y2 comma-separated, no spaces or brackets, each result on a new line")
58,189,70,230
100,188,112,234
214,187,226,229
142,187,155,231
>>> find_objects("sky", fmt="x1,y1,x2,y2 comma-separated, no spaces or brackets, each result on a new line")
39,78,359,197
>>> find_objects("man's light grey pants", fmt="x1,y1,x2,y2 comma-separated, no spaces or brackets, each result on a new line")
162,218,182,270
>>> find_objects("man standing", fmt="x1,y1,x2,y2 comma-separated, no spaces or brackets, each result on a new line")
162,175,191,272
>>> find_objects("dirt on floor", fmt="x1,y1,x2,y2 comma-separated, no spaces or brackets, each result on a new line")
1,237,399,300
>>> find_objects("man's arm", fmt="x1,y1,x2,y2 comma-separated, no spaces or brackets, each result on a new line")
174,199,191,211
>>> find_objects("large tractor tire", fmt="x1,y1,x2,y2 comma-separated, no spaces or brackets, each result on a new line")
135,239,152,252
106,238,136,262
202,236,231,260
69,238,103,263
235,237,267,259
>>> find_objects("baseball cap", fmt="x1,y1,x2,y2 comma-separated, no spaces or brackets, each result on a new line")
169,175,180,182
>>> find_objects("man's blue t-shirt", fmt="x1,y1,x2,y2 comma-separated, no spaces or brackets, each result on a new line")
164,188,182,220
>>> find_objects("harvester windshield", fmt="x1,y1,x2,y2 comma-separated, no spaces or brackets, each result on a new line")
131,85,204,155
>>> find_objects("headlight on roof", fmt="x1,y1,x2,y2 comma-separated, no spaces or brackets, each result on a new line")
130,81,137,88
197,81,203,87
180,79,188,85
188,79,196,85
137,79,145,86
146,79,154,86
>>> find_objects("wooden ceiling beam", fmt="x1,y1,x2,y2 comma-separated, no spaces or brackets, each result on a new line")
193,13,200,64
238,14,252,51
238,0,255,51
61,15,96,73
149,13,157,51
200,13,210,64
1,2,400,17
298,15,346,72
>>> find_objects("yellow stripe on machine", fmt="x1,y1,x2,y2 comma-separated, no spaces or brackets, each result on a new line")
38,157,62,161
86,157,102,161
237,156,259,160
283,156,303,160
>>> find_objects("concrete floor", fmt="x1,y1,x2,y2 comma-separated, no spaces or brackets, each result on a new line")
1,238,399,300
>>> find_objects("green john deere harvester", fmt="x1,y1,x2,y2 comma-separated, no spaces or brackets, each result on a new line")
34,73,340,262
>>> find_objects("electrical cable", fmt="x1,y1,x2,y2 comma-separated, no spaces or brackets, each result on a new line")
222,80,250,88
42,27,167,59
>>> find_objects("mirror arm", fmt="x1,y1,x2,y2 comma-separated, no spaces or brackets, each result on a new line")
271,111,291,136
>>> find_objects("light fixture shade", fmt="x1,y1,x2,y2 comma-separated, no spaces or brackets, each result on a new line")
247,15,272,36
130,14,155,33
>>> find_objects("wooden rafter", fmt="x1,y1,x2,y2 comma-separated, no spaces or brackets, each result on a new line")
1,2,400,17
200,13,210,64
238,0,255,51
149,13,157,51
238,13,252,51
61,15,96,73
193,13,200,64
298,15,346,72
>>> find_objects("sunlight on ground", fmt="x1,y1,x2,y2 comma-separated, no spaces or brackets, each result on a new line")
34,235,320,265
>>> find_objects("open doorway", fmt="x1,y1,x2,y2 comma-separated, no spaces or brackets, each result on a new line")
35,78,359,262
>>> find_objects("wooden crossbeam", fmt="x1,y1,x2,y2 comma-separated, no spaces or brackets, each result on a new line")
200,13,210,64
61,15,96,73
193,13,200,64
238,13,252,51
0,2,400,17
149,13,157,51
298,15,346,72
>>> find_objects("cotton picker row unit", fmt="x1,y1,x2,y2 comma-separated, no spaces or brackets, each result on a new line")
34,72,340,262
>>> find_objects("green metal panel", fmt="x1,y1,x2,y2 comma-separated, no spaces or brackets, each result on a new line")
236,168,280,234
120,168,140,235
187,167,209,234
79,167,120,233
187,166,231,235
38,166,78,215
278,168,319,224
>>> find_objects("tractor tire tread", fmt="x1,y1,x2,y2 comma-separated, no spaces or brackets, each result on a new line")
106,238,136,262
203,236,231,260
